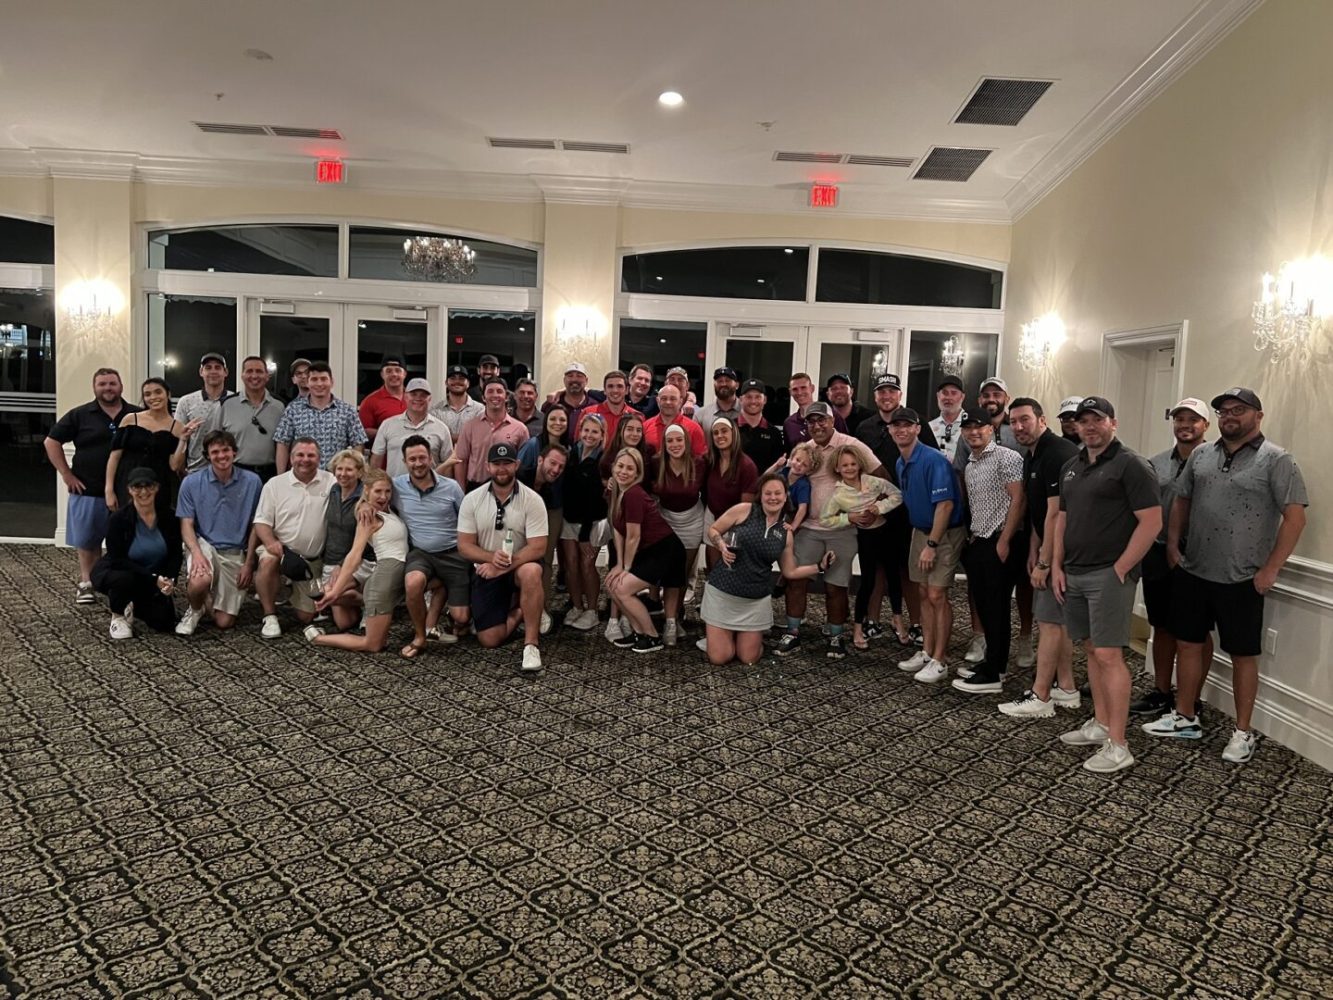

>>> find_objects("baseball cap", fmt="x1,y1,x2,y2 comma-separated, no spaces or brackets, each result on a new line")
713,366,739,381
564,362,588,376
487,442,519,464
479,354,500,366
804,401,833,420
1057,395,1082,418
1169,397,1209,420
405,378,432,394
825,372,852,387
289,357,312,375
446,364,470,379
380,357,406,370
936,374,964,392
873,374,902,392
199,352,228,367
739,379,767,396
960,410,991,427
979,376,1008,394
1210,386,1262,411
1075,395,1116,419
888,406,920,425
125,467,159,488
666,366,690,379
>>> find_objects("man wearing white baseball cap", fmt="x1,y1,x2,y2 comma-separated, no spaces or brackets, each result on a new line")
541,362,599,441
1057,396,1083,444
372,378,454,478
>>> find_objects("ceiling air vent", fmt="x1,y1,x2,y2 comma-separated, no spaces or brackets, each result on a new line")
774,151,844,163
954,78,1053,126
846,154,916,168
488,137,558,150
194,122,268,135
913,146,991,182
561,140,630,154
271,126,344,140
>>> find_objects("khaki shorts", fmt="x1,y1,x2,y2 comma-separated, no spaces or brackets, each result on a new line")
257,548,324,613
908,526,966,589
363,558,406,618
793,528,859,589
188,539,248,617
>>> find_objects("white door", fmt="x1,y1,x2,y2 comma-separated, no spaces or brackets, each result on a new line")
711,323,805,426
805,325,899,410
245,299,343,400
344,304,433,408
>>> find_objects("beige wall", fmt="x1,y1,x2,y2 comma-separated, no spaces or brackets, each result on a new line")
1003,0,1332,560
0,175,52,219
539,202,621,393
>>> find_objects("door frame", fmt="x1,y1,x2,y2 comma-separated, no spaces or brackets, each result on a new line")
1100,321,1189,452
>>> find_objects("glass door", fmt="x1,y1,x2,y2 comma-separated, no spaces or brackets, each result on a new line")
806,325,899,414
246,299,340,402
345,305,431,407
712,323,804,426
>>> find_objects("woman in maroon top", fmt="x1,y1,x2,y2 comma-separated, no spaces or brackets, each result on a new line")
703,417,759,570
600,410,655,482
651,424,708,641
607,448,687,654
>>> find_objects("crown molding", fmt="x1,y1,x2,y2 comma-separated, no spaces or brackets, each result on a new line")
1005,0,1265,221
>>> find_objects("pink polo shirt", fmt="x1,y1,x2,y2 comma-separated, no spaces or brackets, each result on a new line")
453,411,530,485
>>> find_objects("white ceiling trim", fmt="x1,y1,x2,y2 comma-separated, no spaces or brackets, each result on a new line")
1005,0,1265,220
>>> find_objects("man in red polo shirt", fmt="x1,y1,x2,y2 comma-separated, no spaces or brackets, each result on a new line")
579,369,631,442
358,358,408,442
643,384,706,455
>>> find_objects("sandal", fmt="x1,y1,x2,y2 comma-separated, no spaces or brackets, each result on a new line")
400,640,427,659
853,634,870,651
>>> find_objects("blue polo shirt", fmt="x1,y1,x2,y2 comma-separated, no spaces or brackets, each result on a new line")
393,472,465,552
176,465,262,550
896,442,964,532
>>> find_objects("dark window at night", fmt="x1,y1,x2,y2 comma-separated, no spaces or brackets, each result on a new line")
0,217,55,265
816,249,1002,308
622,247,809,300
148,225,339,277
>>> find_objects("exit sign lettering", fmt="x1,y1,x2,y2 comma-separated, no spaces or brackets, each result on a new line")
315,160,345,184
810,183,839,208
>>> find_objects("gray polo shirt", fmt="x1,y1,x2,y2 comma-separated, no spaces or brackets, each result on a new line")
430,396,485,440
1148,445,1190,545
209,392,284,467
175,388,234,472
1058,438,1160,573
1178,435,1309,584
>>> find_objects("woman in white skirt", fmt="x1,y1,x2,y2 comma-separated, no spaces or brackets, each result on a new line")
650,423,708,644
702,473,834,666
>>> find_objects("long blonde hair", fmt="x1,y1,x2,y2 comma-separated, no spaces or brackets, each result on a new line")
357,467,393,519
609,447,646,521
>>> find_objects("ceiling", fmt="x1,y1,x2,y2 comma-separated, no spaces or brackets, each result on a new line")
0,0,1258,221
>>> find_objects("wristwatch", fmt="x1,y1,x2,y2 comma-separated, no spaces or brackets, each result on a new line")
925,539,939,549
1036,560,1050,570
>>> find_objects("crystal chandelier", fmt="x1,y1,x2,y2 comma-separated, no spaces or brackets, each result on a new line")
1017,311,1066,372
939,336,965,375
401,236,478,282
1252,257,1331,364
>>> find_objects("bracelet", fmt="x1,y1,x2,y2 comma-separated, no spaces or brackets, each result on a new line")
1035,560,1050,571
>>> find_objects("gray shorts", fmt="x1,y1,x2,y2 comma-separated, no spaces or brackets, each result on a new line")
1063,565,1138,648
1032,584,1065,625
363,558,406,618
404,548,472,607
793,528,859,589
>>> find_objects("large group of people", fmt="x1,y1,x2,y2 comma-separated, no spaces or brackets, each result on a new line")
46,351,1308,768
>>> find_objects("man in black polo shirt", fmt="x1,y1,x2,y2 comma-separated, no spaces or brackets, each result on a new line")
998,397,1082,719
1052,396,1161,773
735,379,785,474
45,367,141,603
825,372,874,435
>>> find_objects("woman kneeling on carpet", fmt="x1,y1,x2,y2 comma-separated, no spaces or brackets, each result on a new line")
307,467,407,652
91,467,182,638
702,473,833,666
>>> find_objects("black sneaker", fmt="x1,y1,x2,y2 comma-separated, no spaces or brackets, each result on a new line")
612,631,638,649
862,621,885,642
1129,687,1174,716
827,634,847,659
774,633,802,657
908,625,924,647
632,633,664,654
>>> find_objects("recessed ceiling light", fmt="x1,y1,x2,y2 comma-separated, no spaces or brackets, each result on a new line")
783,248,795,254
757,278,765,284
655,275,663,281
518,326,525,331
660,338,667,344
658,91,684,107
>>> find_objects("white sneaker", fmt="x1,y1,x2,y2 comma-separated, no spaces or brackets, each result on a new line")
1222,729,1257,763
1141,710,1203,740
123,603,135,627
303,624,324,643
1016,633,1036,669
175,607,204,636
955,664,976,679
76,581,96,605
1059,717,1110,746
696,637,709,653
539,611,552,635
998,690,1055,719
109,615,132,640
914,659,948,683
604,618,628,642
964,636,987,663
1050,686,1082,710
261,614,282,639
663,620,679,646
898,650,929,673
521,644,542,673
1084,739,1135,773
568,608,596,631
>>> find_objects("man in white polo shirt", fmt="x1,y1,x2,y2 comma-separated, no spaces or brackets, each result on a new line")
372,378,454,478
248,437,335,638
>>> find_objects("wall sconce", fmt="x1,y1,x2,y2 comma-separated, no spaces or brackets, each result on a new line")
1017,311,1066,372
940,336,965,375
1253,255,1333,363
557,306,604,342
60,279,125,335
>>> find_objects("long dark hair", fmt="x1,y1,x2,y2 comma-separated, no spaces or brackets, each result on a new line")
708,417,744,484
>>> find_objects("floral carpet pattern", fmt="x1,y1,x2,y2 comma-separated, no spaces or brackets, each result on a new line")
1,544,1330,999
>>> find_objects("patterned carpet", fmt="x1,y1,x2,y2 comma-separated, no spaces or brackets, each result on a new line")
1,543,1330,999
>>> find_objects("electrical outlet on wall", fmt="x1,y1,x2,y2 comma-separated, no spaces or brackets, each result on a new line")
1264,628,1278,655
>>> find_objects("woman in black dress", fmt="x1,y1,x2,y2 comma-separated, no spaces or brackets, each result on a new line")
105,377,187,513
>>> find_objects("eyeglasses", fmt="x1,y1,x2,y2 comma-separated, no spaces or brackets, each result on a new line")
1215,405,1252,418
250,416,268,435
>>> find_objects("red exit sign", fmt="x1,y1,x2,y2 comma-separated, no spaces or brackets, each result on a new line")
315,160,345,184
810,183,839,208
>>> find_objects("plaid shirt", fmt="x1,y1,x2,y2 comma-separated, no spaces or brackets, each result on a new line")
273,395,367,463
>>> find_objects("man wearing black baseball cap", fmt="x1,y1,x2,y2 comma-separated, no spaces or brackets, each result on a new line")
735,379,785,474
174,351,235,473
824,372,874,436
1162,386,1308,763
457,442,550,673
431,364,484,440
929,374,967,462
358,358,408,443
697,366,743,433
1052,395,1162,773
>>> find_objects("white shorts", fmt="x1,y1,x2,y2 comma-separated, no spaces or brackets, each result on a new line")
188,539,247,617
